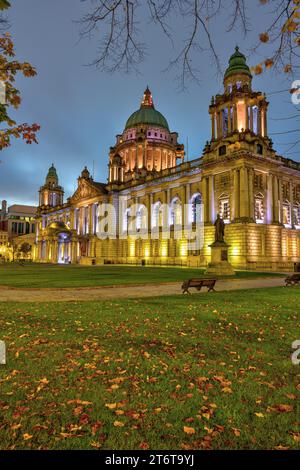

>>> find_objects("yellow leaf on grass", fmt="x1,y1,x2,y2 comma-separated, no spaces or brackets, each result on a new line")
255,412,265,418
23,433,33,440
114,421,125,427
105,403,117,409
183,426,195,435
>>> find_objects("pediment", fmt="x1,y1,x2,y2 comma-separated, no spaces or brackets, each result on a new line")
70,180,106,203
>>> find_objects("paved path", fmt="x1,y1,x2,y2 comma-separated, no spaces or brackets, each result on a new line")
0,277,286,302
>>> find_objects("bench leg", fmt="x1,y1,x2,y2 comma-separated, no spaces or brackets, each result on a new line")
182,288,190,294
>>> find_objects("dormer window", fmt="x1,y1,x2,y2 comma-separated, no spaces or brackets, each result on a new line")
219,145,227,156
257,144,263,155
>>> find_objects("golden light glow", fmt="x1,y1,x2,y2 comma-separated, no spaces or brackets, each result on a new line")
144,245,150,258
232,246,240,256
180,240,187,258
237,100,246,132
161,241,168,258
129,240,135,257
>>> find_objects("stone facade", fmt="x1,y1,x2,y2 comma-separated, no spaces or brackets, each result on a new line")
35,49,300,271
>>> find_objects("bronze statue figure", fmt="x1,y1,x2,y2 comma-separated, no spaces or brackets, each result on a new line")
214,214,225,243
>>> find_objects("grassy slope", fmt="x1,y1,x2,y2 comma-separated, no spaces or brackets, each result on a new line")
0,287,299,450
0,264,285,288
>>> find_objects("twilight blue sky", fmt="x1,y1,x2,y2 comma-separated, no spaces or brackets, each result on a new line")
0,0,298,206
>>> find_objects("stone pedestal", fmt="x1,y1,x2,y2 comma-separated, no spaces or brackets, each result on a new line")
205,241,235,276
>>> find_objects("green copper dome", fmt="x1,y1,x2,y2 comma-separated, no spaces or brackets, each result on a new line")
125,87,169,131
224,46,252,79
47,164,57,178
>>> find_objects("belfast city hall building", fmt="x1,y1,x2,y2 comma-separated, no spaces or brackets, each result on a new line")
35,48,300,270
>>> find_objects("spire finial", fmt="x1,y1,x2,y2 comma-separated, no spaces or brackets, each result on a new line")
141,86,154,108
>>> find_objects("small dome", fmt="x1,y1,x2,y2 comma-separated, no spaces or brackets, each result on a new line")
48,221,70,231
46,164,58,181
224,46,252,80
125,87,169,131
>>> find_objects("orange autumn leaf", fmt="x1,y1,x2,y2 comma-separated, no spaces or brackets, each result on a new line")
113,420,125,427
183,426,196,435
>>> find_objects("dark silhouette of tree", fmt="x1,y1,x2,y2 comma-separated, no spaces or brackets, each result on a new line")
79,0,300,88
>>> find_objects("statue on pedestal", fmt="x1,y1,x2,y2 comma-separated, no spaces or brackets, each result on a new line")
214,214,225,243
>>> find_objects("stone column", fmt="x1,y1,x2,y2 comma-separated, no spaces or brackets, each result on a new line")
148,193,153,231
245,101,249,130
233,169,240,221
208,175,215,223
273,176,279,223
267,174,273,224
201,177,208,224
258,107,262,135
185,183,190,225
250,105,254,132
226,107,231,134
248,168,254,220
239,167,249,219
278,178,283,224
216,112,220,138
88,205,93,235
211,113,216,140
233,104,238,131
290,181,294,227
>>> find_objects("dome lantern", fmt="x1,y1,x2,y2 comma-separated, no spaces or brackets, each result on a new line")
125,87,169,131
224,46,252,88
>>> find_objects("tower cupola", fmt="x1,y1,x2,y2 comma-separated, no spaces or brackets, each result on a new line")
39,164,64,208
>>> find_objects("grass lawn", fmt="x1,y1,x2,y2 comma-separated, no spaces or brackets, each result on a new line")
0,287,299,450
0,263,285,288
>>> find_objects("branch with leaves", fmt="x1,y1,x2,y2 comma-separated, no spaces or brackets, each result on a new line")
0,1,40,151
80,0,300,86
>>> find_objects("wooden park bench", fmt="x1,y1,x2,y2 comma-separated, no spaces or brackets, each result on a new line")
285,273,300,286
182,278,217,294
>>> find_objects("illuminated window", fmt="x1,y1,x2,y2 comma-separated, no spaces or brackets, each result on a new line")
123,208,131,234
222,108,228,136
255,194,264,223
190,194,202,224
293,204,300,227
152,201,163,228
170,198,182,226
219,194,230,222
253,106,258,134
283,201,291,226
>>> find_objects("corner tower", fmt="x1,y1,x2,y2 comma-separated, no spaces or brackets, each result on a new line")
39,164,64,208
108,87,184,187
205,47,275,160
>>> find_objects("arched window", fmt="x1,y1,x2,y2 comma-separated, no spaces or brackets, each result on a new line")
136,205,147,231
283,201,291,226
255,193,264,223
293,203,300,227
152,201,163,228
170,197,182,226
123,207,131,234
219,193,230,222
190,193,203,224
